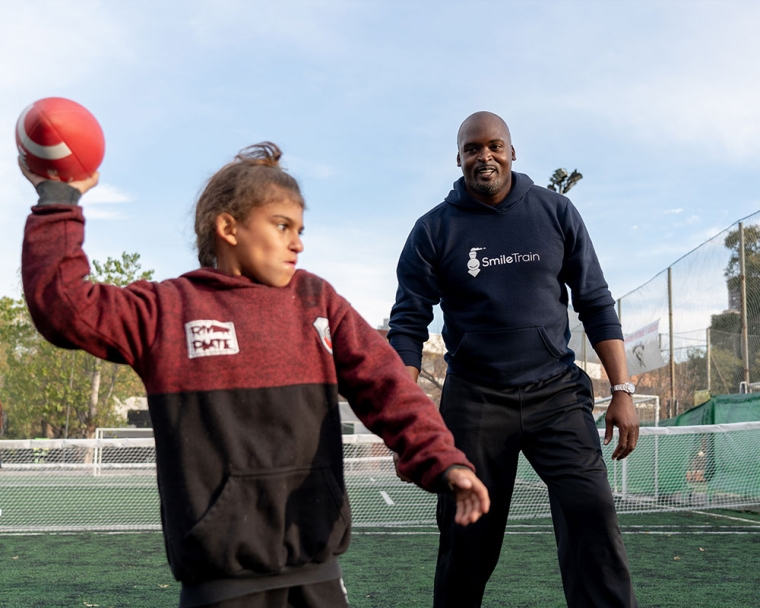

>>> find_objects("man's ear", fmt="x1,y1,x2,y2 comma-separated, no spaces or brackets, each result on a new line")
511,146,517,161
215,213,238,247
456,152,461,167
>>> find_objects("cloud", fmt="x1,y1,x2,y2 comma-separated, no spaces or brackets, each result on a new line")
298,221,407,327
1,0,758,326
85,208,125,220
577,6,760,162
83,184,134,206
285,155,339,181
0,2,132,97
185,0,352,56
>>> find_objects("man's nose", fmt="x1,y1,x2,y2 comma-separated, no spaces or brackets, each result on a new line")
477,147,492,161
291,235,304,253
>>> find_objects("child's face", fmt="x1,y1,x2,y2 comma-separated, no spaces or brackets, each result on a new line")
225,193,304,287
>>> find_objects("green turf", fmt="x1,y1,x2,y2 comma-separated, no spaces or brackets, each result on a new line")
0,483,159,528
1,510,759,607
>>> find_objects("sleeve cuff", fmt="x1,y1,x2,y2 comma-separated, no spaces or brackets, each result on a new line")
35,181,82,206
388,334,424,369
438,464,473,494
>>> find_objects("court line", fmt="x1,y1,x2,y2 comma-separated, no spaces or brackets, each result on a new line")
380,491,395,506
353,530,760,536
692,510,760,524
5,530,757,537
351,528,760,536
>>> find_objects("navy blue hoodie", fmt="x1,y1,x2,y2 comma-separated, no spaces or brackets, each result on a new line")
388,173,622,387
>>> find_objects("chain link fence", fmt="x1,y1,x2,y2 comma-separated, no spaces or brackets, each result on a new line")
573,210,760,420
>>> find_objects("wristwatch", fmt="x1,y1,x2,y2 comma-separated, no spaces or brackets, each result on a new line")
610,382,636,395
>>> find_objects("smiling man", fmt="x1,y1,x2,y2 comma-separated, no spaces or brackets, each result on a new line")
387,111,639,608
456,112,516,201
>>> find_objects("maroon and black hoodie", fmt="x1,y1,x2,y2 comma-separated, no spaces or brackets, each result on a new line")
22,182,475,607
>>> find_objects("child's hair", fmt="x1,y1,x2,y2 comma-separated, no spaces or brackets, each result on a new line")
194,142,304,267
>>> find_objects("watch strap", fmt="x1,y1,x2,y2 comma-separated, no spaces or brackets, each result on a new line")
610,382,635,395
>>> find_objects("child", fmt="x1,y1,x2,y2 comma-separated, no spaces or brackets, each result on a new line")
20,143,489,608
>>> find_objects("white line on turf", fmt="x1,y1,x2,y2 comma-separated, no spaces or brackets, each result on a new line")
352,530,760,536
620,524,760,528
353,526,760,536
507,524,760,528
380,491,395,506
692,510,760,524
624,531,760,535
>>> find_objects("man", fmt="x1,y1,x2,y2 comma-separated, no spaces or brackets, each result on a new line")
387,111,639,607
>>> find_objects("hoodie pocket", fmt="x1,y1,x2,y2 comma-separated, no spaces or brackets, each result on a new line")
452,326,564,383
178,465,349,579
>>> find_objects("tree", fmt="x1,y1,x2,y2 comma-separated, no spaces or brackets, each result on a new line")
90,252,154,287
417,335,448,406
547,168,583,194
0,253,153,439
708,225,760,385
722,225,760,338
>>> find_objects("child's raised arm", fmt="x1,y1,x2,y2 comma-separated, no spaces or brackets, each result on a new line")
20,160,159,369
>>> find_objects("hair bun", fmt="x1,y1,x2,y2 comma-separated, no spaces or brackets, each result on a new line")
235,142,282,167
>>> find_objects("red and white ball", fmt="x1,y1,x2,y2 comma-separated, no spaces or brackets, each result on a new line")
16,97,105,182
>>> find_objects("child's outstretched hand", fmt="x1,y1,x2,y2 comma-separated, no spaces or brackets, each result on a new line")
18,157,99,194
446,467,490,526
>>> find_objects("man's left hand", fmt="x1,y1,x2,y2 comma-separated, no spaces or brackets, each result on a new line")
604,392,639,460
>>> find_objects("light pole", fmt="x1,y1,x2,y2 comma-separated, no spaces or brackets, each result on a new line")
548,168,583,194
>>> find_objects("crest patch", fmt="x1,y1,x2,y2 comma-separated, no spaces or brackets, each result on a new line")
313,317,333,354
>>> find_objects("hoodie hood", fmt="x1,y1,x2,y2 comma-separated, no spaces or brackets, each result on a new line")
180,267,306,291
445,172,534,214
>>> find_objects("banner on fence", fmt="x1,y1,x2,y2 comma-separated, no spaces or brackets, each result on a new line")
625,320,666,374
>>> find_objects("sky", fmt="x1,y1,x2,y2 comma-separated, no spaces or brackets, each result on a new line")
2,0,760,330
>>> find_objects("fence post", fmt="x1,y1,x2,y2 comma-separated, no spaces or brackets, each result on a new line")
617,298,622,325
654,434,659,501
582,330,588,372
706,328,711,394
740,222,750,386
668,266,676,416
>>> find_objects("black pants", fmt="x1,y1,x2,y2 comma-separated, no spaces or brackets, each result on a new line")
434,367,637,608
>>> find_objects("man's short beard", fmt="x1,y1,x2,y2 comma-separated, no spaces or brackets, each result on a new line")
467,177,503,196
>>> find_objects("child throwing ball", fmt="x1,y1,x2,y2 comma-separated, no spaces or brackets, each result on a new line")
19,143,489,608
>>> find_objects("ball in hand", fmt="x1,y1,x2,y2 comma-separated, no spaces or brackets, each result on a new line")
16,97,105,182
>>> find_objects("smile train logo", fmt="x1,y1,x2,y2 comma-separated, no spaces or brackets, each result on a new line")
467,247,486,277
467,246,542,277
